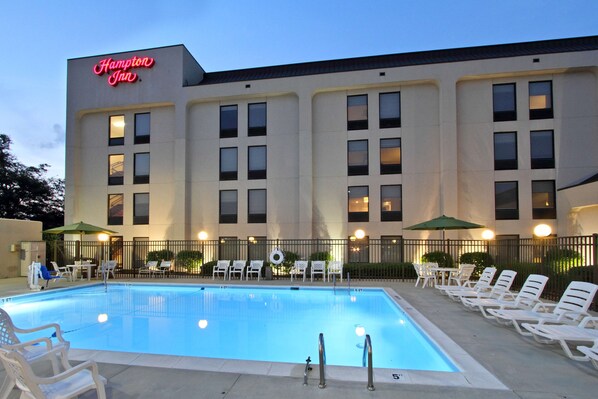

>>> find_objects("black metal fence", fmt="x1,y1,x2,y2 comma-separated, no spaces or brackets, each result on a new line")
46,234,598,309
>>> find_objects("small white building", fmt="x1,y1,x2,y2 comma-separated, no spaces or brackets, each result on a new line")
65,36,598,243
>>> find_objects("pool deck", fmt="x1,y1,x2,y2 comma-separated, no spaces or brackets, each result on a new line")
1,276,597,398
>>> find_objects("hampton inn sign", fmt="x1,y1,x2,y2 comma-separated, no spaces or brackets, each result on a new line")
92,56,155,86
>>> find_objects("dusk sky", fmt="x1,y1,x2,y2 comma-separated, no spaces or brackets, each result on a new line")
1,0,596,178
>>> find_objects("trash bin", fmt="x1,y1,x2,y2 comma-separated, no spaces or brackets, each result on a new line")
264,266,273,280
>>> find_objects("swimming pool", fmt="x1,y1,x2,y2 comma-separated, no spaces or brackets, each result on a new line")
2,283,456,372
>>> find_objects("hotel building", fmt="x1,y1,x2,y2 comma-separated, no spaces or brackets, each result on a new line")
65,36,598,244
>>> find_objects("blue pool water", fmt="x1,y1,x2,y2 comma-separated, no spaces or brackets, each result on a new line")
2,284,457,372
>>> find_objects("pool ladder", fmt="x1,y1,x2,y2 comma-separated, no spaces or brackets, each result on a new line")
332,272,351,296
308,333,374,391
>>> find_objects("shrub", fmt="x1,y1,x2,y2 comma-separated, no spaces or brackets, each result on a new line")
343,263,416,280
176,250,203,273
544,248,583,274
201,260,218,277
421,251,453,268
147,250,174,262
567,265,597,283
309,251,332,261
460,252,494,276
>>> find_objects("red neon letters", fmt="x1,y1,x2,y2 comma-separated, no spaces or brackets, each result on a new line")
93,56,155,87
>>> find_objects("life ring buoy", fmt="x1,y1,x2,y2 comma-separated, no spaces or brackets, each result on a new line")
269,248,285,265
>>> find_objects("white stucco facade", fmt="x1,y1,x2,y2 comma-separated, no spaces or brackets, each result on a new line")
65,38,598,241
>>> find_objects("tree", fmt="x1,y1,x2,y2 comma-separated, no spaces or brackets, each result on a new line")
0,134,64,230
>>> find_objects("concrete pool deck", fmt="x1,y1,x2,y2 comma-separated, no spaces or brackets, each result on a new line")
1,276,597,398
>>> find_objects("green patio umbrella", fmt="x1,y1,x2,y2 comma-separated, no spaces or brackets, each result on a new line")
43,221,118,241
404,214,484,240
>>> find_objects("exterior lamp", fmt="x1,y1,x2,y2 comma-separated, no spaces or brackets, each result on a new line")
533,224,552,238
354,229,366,240
481,229,495,240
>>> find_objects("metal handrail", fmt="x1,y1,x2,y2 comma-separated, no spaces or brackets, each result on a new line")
318,333,326,389
347,272,351,295
362,334,375,391
303,356,311,386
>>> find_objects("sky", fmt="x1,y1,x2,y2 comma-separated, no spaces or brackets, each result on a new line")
1,0,596,179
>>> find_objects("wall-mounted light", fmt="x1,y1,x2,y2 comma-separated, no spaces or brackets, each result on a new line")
198,231,208,241
533,224,552,238
354,229,366,240
481,229,495,240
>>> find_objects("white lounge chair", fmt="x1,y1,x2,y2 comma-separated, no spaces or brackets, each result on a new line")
153,260,172,278
246,260,264,281
0,308,70,398
311,261,326,282
49,261,73,281
229,260,246,280
212,260,230,280
577,341,598,370
138,260,158,277
447,263,476,286
487,281,598,336
0,346,107,399
99,260,117,280
446,269,517,302
290,260,308,282
461,274,549,318
327,261,343,282
436,266,496,294
521,316,598,361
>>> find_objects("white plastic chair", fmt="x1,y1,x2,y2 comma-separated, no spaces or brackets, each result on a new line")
212,260,230,280
446,269,517,302
100,260,117,280
310,261,326,282
436,266,497,294
487,281,598,336
290,261,308,282
49,261,73,282
413,263,436,288
327,261,343,282
577,341,598,370
229,260,246,280
138,260,158,278
0,308,70,399
461,274,549,319
153,260,172,278
246,260,264,281
448,264,476,286
0,346,106,399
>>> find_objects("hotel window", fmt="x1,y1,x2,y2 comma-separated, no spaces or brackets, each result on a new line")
220,147,238,181
494,132,517,170
347,94,368,130
107,194,123,225
348,186,369,222
532,180,556,219
220,105,238,138
379,92,401,128
347,140,368,176
381,185,402,221
134,152,150,184
248,145,266,179
380,138,401,174
248,189,267,223
248,102,267,136
495,181,519,220
219,190,238,223
133,193,149,225
109,115,125,146
381,235,402,263
108,154,124,185
530,130,555,169
529,81,553,119
134,113,150,144
493,83,516,122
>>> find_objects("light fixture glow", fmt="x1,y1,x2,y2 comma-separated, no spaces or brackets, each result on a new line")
198,231,208,241
198,319,208,329
98,233,109,242
354,229,365,240
355,325,366,337
98,313,108,323
481,229,495,240
534,224,552,237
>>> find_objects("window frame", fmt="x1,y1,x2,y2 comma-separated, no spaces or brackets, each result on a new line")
134,112,150,144
532,180,556,219
219,147,238,181
108,154,124,185
379,91,401,128
530,130,555,169
248,189,267,223
380,138,401,174
248,102,267,136
380,184,402,222
133,152,150,184
107,194,124,225
348,186,369,222
347,140,369,176
347,94,368,130
495,181,519,220
493,131,518,170
109,115,125,146
529,81,553,120
380,235,403,263
248,145,267,180
220,105,238,138
219,190,238,224
133,193,150,225
492,83,517,122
